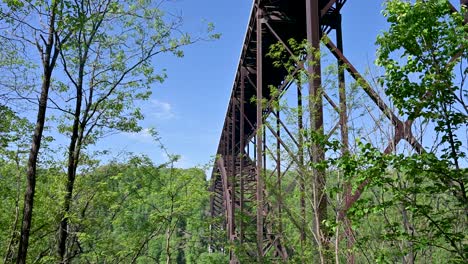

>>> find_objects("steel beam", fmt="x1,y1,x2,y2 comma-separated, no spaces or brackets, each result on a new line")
255,5,264,261
306,0,328,257
240,68,245,244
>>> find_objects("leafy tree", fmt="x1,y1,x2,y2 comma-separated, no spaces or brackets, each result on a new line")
57,154,210,263
0,1,73,261
1,0,218,262
48,0,215,261
346,0,468,262
376,0,467,188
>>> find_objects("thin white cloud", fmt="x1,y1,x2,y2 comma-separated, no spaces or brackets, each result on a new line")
148,99,175,120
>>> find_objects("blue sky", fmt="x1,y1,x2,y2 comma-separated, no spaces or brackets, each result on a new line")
98,0,254,168
96,0,462,169
97,0,388,168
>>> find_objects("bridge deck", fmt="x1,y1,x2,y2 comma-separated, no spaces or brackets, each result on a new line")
215,0,320,158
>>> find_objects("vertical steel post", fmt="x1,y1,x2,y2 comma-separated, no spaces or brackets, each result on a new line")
256,5,264,261
306,0,327,256
240,68,245,244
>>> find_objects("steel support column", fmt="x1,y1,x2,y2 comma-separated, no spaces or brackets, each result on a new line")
255,5,264,261
306,0,327,257
240,68,246,244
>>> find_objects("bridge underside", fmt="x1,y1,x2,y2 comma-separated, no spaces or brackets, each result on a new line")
209,0,425,262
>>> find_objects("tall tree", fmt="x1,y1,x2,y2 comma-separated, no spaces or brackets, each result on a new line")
376,0,467,210
50,1,217,261
0,1,72,262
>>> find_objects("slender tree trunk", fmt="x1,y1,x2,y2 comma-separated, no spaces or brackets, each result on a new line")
4,203,20,263
58,123,87,263
16,9,60,258
57,139,80,263
58,56,85,264
58,15,95,258
17,64,54,264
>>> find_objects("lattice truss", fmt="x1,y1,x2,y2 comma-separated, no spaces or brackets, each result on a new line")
209,0,467,262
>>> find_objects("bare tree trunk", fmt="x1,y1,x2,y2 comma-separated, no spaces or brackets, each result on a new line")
4,205,20,263
58,50,86,264
58,139,80,263
334,212,340,264
16,4,60,259
17,61,52,264
57,4,96,258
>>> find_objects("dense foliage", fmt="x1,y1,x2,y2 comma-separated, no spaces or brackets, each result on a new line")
0,152,217,263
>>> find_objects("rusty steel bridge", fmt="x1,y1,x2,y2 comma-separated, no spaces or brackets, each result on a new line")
208,0,467,262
